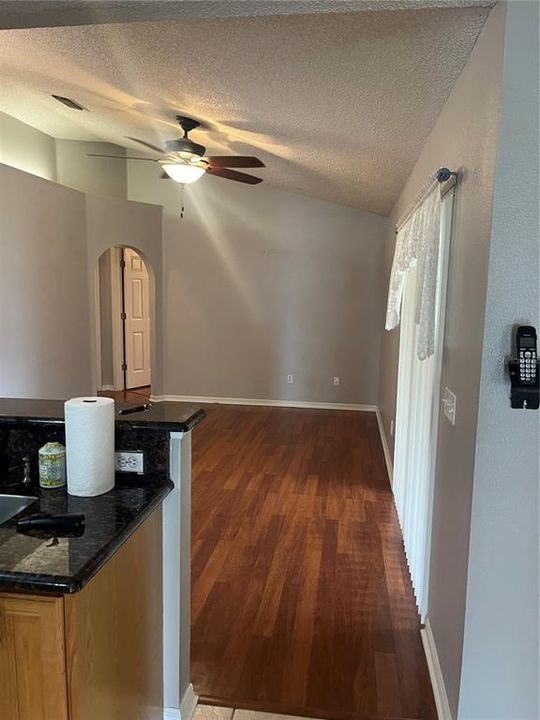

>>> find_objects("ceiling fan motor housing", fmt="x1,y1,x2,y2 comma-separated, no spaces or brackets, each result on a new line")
165,137,206,157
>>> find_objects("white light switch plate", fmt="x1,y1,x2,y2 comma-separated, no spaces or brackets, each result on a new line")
443,387,457,425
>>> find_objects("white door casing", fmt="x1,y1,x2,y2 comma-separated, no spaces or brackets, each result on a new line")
123,248,151,389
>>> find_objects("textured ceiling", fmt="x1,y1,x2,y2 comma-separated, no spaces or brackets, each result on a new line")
0,5,493,214
0,0,497,29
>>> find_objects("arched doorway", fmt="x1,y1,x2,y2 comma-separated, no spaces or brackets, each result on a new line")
96,246,152,397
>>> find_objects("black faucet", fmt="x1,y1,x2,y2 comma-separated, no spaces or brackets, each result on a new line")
7,456,32,488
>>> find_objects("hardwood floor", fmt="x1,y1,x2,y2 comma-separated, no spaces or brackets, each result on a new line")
191,405,437,720
99,386,151,403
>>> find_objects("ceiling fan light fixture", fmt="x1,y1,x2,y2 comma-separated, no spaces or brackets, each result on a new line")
161,161,206,184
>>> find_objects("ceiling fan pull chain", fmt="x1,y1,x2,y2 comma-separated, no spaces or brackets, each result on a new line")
180,183,185,219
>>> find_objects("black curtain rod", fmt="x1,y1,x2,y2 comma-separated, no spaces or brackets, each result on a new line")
395,167,458,233
435,167,458,183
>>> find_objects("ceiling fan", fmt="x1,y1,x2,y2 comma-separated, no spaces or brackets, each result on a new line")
88,115,265,185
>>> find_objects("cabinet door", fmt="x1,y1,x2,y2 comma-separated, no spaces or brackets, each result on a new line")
0,594,68,720
64,509,163,720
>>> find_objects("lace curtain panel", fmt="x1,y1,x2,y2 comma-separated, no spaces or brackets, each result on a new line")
385,184,441,360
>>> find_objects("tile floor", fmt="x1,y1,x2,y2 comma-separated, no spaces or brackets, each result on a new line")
194,706,322,720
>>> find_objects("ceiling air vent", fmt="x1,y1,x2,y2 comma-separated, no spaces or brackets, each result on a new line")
51,95,87,111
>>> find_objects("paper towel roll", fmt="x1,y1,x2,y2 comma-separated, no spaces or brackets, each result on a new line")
65,396,115,497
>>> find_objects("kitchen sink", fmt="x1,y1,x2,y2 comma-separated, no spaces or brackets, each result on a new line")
0,495,38,525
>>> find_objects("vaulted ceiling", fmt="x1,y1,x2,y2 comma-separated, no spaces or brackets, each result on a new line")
0,1,495,214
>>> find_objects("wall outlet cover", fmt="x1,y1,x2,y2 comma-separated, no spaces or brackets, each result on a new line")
287,374,294,384
115,451,144,474
333,376,340,386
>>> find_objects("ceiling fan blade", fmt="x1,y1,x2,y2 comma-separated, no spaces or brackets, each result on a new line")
125,137,165,154
207,156,265,168
206,167,262,185
86,153,158,161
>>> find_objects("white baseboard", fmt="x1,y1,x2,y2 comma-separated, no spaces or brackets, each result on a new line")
100,384,115,391
164,710,181,720
375,408,393,485
421,619,452,720
152,394,377,413
164,683,198,720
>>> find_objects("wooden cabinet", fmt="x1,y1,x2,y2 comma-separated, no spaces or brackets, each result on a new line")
0,509,162,720
0,594,68,720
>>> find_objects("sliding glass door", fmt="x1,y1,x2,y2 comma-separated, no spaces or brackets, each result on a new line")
393,188,455,620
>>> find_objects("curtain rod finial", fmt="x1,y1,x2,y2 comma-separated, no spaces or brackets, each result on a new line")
436,167,455,183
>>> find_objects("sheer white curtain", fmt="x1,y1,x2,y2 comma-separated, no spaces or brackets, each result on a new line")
385,184,441,359
391,187,455,619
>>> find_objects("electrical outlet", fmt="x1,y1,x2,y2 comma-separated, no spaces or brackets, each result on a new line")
287,374,294,384
442,387,457,425
333,376,340,386
115,451,144,474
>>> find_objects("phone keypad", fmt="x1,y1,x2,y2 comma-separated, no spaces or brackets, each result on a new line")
519,349,537,383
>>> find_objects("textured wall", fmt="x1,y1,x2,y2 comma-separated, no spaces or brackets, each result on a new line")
377,2,505,715
0,7,491,216
458,1,539,716
0,1,497,30
128,162,389,405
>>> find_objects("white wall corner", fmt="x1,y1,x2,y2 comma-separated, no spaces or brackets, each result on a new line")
421,619,452,720
164,709,181,720
164,683,198,720
375,408,393,484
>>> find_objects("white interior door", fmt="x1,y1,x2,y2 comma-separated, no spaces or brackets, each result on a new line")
393,188,454,620
123,248,151,389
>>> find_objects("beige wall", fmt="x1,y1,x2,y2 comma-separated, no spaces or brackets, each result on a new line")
2,109,389,406
459,1,539,716
98,250,114,388
0,163,93,398
0,111,57,181
0,119,164,400
128,163,389,404
378,3,506,715
55,139,127,198
85,194,163,395
0,110,126,197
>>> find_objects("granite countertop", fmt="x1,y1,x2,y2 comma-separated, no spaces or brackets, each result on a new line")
0,476,172,594
0,397,206,432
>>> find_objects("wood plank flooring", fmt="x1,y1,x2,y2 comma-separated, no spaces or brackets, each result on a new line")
191,405,437,720
99,386,151,403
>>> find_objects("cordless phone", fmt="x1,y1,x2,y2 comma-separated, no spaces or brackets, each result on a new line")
509,326,539,409
517,326,537,385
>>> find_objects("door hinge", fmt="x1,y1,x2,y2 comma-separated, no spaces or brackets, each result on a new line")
121,363,127,371
120,312,127,320
120,259,126,269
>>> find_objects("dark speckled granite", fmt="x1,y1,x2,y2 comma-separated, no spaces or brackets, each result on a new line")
0,398,206,432
0,476,172,594
0,423,171,481
0,397,205,595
